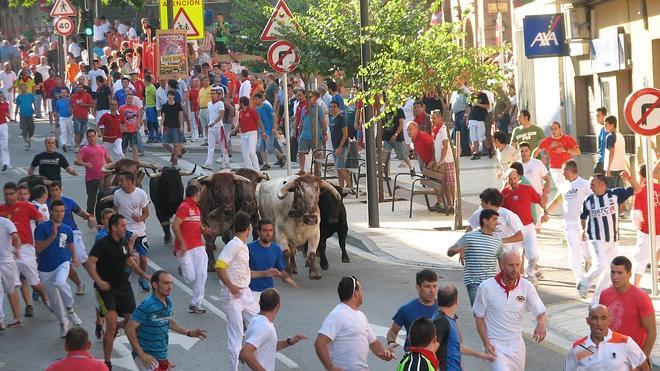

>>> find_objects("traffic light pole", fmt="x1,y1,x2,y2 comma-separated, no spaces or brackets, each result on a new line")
84,0,93,60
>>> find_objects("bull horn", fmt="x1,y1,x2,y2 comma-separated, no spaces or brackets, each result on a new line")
277,180,297,200
145,171,161,179
258,172,270,181
43,179,52,186
232,174,251,183
320,181,342,200
197,175,210,183
139,162,160,170
180,164,197,176
100,195,114,203
102,165,116,173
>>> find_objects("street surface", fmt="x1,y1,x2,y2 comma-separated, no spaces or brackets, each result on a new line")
1,120,571,370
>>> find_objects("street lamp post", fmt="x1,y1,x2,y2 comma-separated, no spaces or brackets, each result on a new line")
359,0,379,228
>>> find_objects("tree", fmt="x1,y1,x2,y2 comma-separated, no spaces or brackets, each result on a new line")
7,0,144,10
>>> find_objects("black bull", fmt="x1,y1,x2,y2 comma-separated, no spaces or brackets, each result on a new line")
146,166,196,243
316,185,350,270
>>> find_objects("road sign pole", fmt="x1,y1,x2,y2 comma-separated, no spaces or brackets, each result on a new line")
57,34,66,80
646,136,658,296
283,72,291,176
167,0,174,28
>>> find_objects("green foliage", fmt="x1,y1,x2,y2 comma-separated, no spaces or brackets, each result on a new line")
8,0,144,9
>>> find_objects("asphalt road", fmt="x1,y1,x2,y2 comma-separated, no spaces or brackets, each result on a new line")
0,120,568,370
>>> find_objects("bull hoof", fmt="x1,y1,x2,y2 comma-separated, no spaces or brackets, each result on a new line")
309,271,322,280
341,255,350,263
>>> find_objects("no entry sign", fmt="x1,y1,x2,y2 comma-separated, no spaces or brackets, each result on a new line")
267,41,299,74
624,87,660,136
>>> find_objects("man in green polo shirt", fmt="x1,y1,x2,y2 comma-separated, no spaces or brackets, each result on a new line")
510,109,545,153
211,13,230,55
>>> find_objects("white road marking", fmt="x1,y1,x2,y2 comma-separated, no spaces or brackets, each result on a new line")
146,259,300,369
208,295,220,301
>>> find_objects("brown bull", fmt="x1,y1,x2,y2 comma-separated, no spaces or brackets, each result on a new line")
102,159,159,188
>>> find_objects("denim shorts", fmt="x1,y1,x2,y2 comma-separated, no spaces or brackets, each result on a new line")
298,138,323,154
122,132,139,148
162,127,183,144
334,146,349,169
257,134,276,153
73,117,88,135
383,140,407,161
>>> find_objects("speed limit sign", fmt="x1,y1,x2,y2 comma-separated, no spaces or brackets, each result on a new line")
54,17,75,36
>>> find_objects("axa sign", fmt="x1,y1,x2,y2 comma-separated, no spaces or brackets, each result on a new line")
523,14,568,58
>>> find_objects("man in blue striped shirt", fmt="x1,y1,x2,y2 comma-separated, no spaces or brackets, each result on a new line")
125,270,207,370
578,172,640,302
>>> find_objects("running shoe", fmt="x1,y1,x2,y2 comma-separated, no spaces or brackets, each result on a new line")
7,320,22,328
24,305,34,318
60,322,69,338
201,164,212,171
1,165,6,171
95,323,103,339
138,278,150,292
67,308,82,326
577,282,588,299
188,305,206,314
0,321,5,331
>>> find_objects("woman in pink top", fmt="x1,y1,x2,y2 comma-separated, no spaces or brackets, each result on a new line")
74,129,111,215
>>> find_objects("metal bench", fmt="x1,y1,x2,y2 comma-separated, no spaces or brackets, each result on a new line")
391,167,445,218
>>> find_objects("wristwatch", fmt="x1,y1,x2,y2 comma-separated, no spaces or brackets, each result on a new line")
287,337,293,346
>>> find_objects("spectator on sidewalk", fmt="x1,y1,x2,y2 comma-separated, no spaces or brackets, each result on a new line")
328,100,352,191
432,284,495,370
413,100,432,134
448,209,503,305
380,95,415,174
396,317,439,371
46,327,108,371
493,131,520,184
545,160,592,286
533,121,580,190
28,137,78,182
430,110,456,214
467,188,523,254
510,109,544,154
449,78,470,157
593,107,608,174
599,256,656,359
604,115,627,188
294,91,326,175
466,90,489,160
564,304,649,371
473,251,546,371
632,164,660,286
578,172,640,301
386,269,438,352
315,276,395,370
239,289,306,371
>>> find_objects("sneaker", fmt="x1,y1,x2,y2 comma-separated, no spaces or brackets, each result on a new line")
1,165,6,171
188,304,206,314
7,320,22,328
577,282,588,299
24,305,34,318
201,164,212,171
428,203,442,212
261,164,271,171
201,141,208,146
76,284,85,296
138,278,150,292
60,323,69,338
67,308,82,326
95,323,103,339
535,271,544,280
24,143,29,151
0,321,5,331
62,145,67,152
105,361,112,370
488,149,494,159
447,206,455,214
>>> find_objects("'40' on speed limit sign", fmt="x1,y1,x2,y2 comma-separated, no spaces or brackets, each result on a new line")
54,17,75,36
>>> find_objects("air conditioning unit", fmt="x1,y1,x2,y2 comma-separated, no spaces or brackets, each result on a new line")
564,6,590,40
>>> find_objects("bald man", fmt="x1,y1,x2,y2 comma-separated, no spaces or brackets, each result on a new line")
472,251,546,371
564,304,649,371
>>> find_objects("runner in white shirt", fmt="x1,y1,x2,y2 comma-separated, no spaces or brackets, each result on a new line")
240,289,306,371
202,87,228,170
215,211,259,371
467,188,524,254
112,172,151,292
473,251,546,371
546,160,592,285
494,131,521,185
315,276,395,371
520,143,550,201
564,304,649,371
239,70,251,99
0,216,22,329
29,184,50,234
87,60,107,92
0,63,17,117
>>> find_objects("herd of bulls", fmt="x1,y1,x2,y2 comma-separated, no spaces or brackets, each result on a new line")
18,159,350,280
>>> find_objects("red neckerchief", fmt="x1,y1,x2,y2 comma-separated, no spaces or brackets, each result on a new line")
414,112,426,125
431,123,443,139
407,347,439,370
494,271,520,297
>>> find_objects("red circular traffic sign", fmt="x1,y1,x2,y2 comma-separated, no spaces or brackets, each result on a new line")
624,87,660,137
54,17,75,36
267,41,299,74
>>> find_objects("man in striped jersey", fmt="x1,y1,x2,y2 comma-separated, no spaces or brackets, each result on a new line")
578,172,640,301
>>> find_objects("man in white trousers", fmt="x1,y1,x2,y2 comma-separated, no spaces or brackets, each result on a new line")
0,215,23,329
53,89,75,152
234,96,266,171
201,87,228,170
34,200,82,338
172,184,209,314
0,63,16,118
98,100,124,161
473,251,546,371
0,92,10,171
545,160,592,286
215,210,259,371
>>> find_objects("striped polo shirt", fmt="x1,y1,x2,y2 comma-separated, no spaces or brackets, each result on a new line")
580,187,634,242
456,230,503,286
131,295,173,361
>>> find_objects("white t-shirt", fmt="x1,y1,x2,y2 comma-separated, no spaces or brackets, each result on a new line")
88,69,107,92
244,314,277,371
36,65,51,81
117,23,128,36
208,100,225,126
239,79,251,98
0,216,18,263
0,70,17,91
468,207,523,250
68,42,81,58
472,277,545,341
318,303,376,371
522,158,548,195
497,145,521,175
93,24,107,42
112,187,150,236
433,125,454,163
217,236,250,288
127,27,138,41
559,176,592,226
30,201,49,234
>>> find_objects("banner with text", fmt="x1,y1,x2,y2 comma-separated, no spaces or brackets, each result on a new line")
155,30,188,81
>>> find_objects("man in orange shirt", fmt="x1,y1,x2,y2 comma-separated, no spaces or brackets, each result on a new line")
65,54,79,89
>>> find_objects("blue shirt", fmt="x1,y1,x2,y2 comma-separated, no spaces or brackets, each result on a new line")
54,98,72,117
597,126,607,163
300,104,325,142
15,93,35,117
256,101,275,135
96,228,132,242
48,197,81,231
247,240,286,292
431,310,461,371
114,89,127,106
393,298,438,350
34,221,74,272
132,295,173,361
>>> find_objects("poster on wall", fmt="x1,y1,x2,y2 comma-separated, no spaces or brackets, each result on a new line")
155,30,188,81
523,14,569,58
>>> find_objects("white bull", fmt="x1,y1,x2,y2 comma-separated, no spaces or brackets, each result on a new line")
258,174,341,280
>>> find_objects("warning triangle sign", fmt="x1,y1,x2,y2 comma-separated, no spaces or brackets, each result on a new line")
260,0,299,42
50,0,76,17
172,8,199,38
